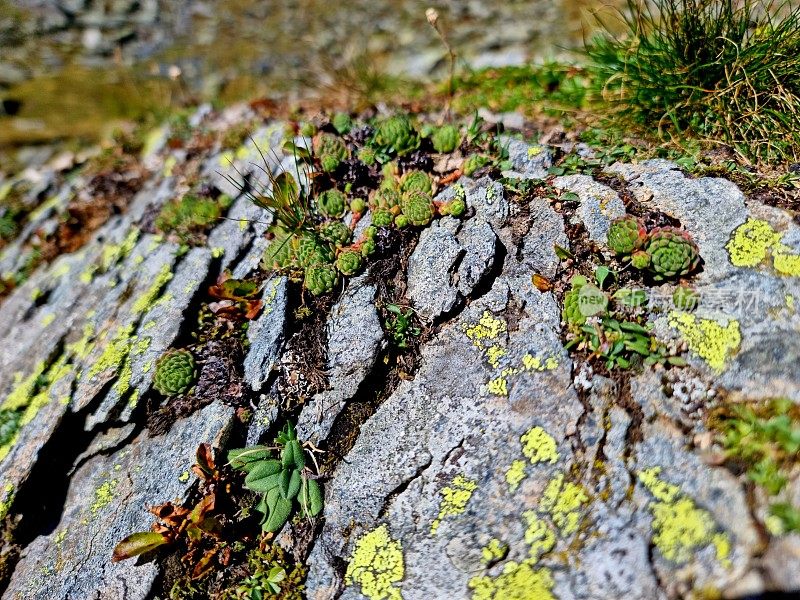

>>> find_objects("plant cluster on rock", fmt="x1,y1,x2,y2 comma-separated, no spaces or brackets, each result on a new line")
607,215,701,280
230,112,505,296
228,422,323,533
562,268,686,370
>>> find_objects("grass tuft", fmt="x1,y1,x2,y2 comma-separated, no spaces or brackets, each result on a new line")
587,0,800,163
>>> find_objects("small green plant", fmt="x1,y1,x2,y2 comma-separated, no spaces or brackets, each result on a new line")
384,304,420,349
313,132,349,173
223,543,306,600
153,349,197,397
607,215,647,255
431,124,461,153
712,398,800,495
562,271,684,369
370,115,421,157
228,422,323,533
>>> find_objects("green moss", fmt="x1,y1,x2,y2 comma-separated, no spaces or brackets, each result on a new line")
452,64,590,118
155,194,225,243
345,524,405,600
669,312,741,372
430,475,478,535
638,467,731,566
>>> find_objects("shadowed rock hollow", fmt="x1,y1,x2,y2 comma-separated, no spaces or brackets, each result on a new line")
1,104,800,599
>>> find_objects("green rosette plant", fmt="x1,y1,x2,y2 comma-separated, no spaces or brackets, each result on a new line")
313,132,348,172
400,190,435,227
153,350,196,396
228,423,323,533
315,189,347,218
646,226,700,280
336,251,363,276
431,124,461,153
607,215,647,255
399,170,433,196
371,115,421,156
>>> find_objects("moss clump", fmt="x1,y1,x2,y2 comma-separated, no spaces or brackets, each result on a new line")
221,544,306,600
155,193,232,243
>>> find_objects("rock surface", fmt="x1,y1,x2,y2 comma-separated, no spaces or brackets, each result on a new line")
1,106,800,600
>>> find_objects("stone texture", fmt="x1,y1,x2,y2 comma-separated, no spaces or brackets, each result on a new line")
2,120,800,600
4,402,234,600
297,277,384,443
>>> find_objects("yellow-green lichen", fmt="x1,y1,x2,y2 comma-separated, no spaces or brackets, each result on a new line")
211,246,225,258
669,312,741,372
468,559,555,600
522,511,556,560
487,374,510,396
101,228,140,272
486,345,506,368
464,311,507,346
521,427,559,466
345,524,405,600
481,538,509,565
430,475,478,535
538,473,589,536
726,219,780,268
178,470,190,483
86,324,136,380
505,460,527,492
772,243,800,276
0,483,15,520
132,263,173,314
638,467,731,566
90,478,118,515
40,313,55,327
726,218,800,276
521,353,558,372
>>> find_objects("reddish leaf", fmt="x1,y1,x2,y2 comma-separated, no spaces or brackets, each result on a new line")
112,531,169,562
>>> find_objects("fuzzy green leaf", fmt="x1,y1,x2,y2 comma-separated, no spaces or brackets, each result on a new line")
264,497,294,532
245,463,283,493
307,478,324,516
228,447,271,470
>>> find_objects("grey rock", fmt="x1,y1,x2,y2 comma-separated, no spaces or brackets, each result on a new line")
243,276,288,391
406,223,463,321
501,137,552,179
554,174,626,244
297,277,383,443
4,402,234,600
